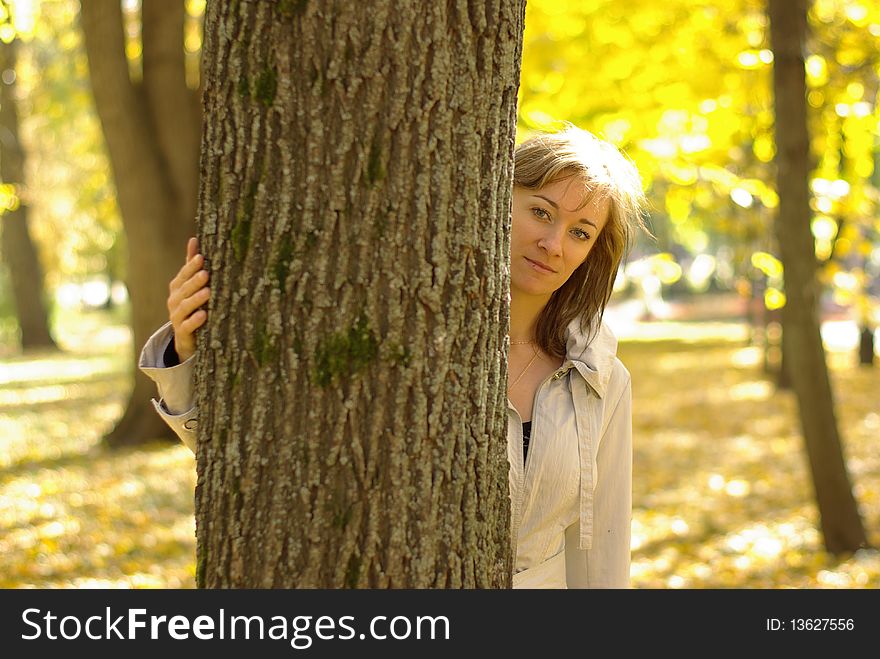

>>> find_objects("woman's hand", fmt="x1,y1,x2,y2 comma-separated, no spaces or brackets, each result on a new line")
167,237,210,363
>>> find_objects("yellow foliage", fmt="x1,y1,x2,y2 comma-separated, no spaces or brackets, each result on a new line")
751,251,783,278
806,55,829,86
519,0,880,302
665,190,692,225
764,287,786,310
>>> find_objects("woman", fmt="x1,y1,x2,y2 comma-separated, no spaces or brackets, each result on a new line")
140,124,647,588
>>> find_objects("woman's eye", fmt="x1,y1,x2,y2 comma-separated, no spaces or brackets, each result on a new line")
572,228,591,241
532,207,550,220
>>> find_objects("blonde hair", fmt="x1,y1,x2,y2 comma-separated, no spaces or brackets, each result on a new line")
513,124,649,357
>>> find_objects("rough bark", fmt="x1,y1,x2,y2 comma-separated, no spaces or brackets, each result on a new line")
80,1,200,446
194,0,524,588
768,0,868,553
0,37,56,351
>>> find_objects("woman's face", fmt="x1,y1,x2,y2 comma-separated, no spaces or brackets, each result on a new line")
510,177,610,300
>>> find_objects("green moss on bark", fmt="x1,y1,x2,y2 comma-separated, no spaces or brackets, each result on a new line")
273,235,295,292
255,67,277,107
278,0,308,16
232,180,259,262
237,77,249,98
386,342,411,368
314,316,378,386
366,136,385,184
253,317,279,367
196,546,208,588
344,553,361,588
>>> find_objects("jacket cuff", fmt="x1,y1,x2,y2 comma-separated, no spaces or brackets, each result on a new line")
150,398,198,454
138,321,196,414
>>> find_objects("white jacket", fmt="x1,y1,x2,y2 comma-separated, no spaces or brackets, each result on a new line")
139,318,632,588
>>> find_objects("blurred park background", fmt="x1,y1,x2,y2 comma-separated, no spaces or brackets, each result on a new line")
1,0,879,587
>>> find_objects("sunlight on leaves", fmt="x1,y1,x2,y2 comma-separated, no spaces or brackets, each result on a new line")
622,327,880,588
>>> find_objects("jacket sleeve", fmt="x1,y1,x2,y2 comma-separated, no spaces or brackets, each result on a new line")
565,373,632,588
138,321,198,454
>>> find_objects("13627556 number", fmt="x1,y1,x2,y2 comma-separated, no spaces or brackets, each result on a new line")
790,618,854,631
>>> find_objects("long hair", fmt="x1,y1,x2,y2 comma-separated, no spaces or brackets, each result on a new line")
513,124,649,358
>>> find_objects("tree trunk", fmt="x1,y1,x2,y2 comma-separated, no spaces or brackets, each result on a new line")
776,334,792,389
858,325,874,366
768,0,868,553
0,37,57,351
194,0,523,588
80,1,201,446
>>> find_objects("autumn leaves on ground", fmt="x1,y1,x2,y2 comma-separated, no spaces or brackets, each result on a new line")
1,309,878,588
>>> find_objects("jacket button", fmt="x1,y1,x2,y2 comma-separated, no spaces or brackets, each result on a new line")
184,418,198,430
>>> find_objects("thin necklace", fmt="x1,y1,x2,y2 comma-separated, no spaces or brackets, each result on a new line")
508,343,540,391
510,338,535,345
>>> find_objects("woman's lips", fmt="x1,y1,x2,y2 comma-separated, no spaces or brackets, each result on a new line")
525,256,556,273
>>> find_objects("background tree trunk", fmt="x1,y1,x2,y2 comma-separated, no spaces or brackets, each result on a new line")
767,0,868,553
0,37,56,351
858,325,874,366
80,1,201,446
194,0,524,588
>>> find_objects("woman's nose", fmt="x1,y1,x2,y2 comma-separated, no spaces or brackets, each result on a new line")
537,228,563,255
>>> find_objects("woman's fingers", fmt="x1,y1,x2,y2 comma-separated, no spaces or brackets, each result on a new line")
172,269,210,303
175,310,206,358
170,237,201,296
186,237,198,262
169,253,204,293
179,309,207,335
167,270,209,317
169,238,208,341
174,307,205,362
171,288,210,326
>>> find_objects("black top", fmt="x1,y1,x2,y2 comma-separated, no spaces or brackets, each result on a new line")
164,335,181,367
522,421,532,462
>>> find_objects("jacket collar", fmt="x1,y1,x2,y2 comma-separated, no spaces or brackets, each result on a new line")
563,316,618,399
